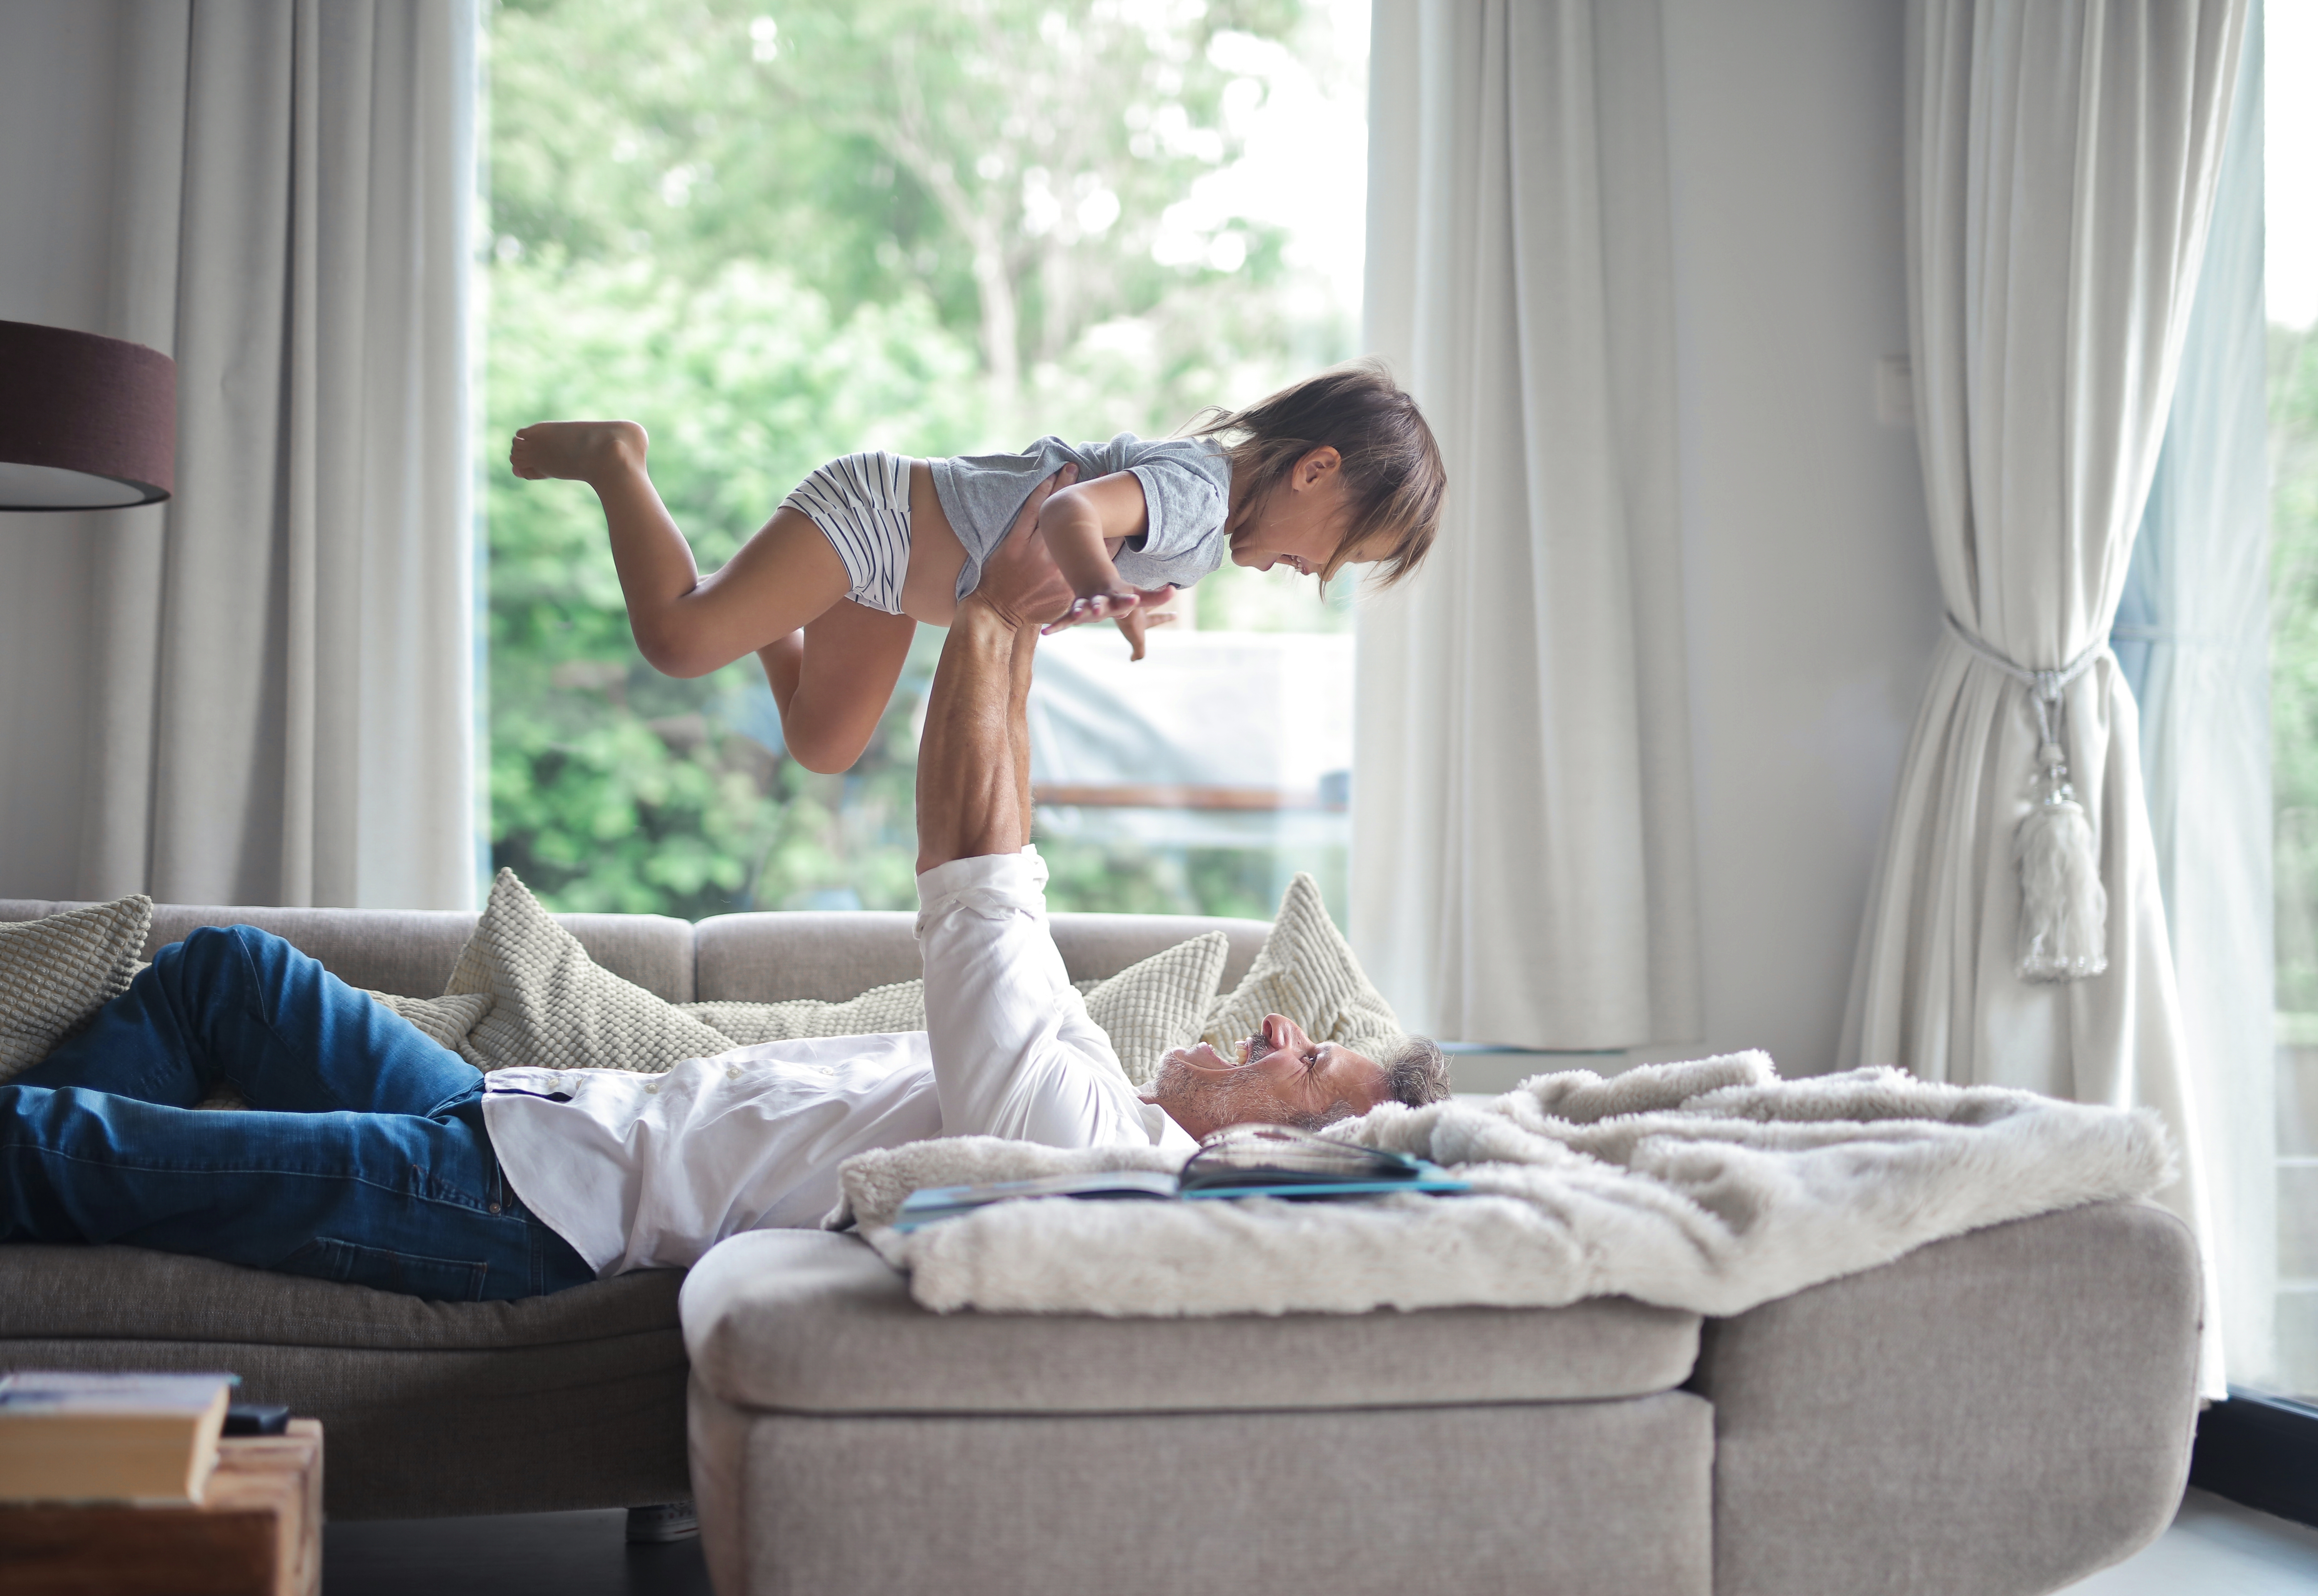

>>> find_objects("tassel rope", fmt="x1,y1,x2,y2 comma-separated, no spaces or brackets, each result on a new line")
1943,616,2109,983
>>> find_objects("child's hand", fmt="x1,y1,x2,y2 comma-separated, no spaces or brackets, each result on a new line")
1113,603,1177,662
1042,587,1158,635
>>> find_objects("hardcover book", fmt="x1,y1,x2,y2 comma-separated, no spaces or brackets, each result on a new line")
0,1371,238,1505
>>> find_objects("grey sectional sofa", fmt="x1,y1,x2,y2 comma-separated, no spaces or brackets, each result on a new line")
0,897,2201,1595
0,895,1270,1519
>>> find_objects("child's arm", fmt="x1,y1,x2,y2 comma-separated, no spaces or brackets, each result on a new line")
1036,472,1149,619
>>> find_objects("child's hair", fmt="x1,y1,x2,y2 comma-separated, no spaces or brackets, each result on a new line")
1190,360,1444,587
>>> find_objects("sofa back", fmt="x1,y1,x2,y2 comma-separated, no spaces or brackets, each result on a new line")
0,899,1272,1004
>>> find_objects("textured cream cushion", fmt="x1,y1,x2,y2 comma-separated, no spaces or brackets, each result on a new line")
447,869,732,1074
1073,931,1229,1085
1201,873,1405,1063
0,895,154,1082
683,931,1229,1087
369,990,495,1051
683,981,927,1046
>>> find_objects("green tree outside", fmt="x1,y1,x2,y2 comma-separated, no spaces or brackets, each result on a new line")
483,0,1363,919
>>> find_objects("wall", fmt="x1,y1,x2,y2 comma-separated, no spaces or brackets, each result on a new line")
1657,0,1940,1075
0,2,123,897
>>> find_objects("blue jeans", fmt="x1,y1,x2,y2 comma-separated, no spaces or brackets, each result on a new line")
0,926,595,1301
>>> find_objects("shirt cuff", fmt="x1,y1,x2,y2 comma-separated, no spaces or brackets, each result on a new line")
915,847,1051,924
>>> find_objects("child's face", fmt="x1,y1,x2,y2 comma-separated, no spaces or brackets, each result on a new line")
1231,447,1375,578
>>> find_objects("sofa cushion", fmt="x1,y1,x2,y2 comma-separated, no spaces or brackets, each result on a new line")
366,989,495,1051
682,933,1230,1086
1202,872,1404,1063
0,1246,690,1519
693,908,1271,1001
448,869,729,1073
0,1243,680,1352
10,900,697,1004
1073,929,1229,1084
681,1230,1700,1415
680,980,928,1045
700,1391,1715,1596
0,895,153,1081
1692,1199,2199,1596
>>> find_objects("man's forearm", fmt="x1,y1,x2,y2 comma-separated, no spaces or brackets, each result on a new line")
1010,618,1037,843
916,599,1034,873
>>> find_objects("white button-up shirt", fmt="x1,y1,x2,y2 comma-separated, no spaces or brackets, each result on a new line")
481,849,1195,1276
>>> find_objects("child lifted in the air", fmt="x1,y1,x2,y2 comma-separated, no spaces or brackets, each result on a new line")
509,361,1446,773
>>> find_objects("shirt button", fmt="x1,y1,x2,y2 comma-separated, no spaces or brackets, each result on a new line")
644,1080,659,1094
727,1065,741,1081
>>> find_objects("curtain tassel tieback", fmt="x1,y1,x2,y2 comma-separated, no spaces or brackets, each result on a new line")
1944,616,2109,983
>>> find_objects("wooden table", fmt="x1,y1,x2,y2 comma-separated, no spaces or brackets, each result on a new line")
0,1418,323,1596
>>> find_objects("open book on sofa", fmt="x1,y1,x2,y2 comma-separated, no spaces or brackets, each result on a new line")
893,1125,1471,1231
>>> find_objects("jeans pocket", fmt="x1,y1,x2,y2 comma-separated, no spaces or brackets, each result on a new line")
279,1235,492,1302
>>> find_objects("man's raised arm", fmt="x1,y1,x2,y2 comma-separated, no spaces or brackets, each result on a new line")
914,470,1077,874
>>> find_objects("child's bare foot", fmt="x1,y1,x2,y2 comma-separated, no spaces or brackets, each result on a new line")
509,420,647,483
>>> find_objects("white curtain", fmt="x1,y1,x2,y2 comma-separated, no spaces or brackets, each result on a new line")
1842,0,2249,1397
1353,0,1702,1050
74,0,480,911
2114,5,2274,1388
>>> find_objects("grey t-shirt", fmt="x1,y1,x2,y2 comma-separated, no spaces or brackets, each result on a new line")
928,434,1234,600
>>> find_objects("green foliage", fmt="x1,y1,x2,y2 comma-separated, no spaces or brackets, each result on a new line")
485,258,981,914
483,0,1359,920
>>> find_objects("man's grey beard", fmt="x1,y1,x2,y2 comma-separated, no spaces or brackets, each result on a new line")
1149,1052,1287,1134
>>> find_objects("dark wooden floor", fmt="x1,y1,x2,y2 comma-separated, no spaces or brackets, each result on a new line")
325,1509,712,1596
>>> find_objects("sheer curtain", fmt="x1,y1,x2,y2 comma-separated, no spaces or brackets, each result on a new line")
1352,0,1701,1050
75,0,480,911
1842,0,2249,1396
2114,6,2274,1388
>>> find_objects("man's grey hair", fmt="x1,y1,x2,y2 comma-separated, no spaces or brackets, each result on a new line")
1381,1036,1452,1109
1281,1036,1453,1132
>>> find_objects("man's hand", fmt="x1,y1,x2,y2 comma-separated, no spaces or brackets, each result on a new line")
970,466,1080,630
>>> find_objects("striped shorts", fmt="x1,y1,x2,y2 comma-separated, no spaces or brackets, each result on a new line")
781,451,912,616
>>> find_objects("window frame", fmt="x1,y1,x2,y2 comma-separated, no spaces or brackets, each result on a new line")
2191,1392,2318,1527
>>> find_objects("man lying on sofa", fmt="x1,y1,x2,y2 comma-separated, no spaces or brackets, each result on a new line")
1,474,1450,1301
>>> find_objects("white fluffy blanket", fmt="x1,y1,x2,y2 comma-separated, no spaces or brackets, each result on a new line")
835,1053,2172,1318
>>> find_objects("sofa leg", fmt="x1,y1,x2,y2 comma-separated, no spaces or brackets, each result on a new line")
626,1501,700,1543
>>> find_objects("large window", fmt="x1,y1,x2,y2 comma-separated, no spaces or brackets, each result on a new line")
481,0,1368,922
2267,0,2318,1401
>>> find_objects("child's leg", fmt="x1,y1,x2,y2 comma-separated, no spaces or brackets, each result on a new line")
510,422,850,678
756,602,918,774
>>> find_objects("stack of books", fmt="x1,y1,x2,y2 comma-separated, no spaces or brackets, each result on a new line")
0,1372,238,1505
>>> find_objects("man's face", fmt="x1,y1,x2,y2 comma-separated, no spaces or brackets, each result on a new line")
1146,1014,1389,1139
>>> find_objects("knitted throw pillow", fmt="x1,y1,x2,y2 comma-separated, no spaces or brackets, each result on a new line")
446,869,732,1074
684,931,1230,1088
1073,931,1230,1085
0,895,154,1083
682,980,927,1045
370,990,495,1052
1202,873,1405,1065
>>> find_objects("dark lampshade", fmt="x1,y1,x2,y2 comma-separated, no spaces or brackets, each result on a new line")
0,318,176,510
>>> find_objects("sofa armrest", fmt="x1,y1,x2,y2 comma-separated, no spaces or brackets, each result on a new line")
1690,1199,2199,1596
